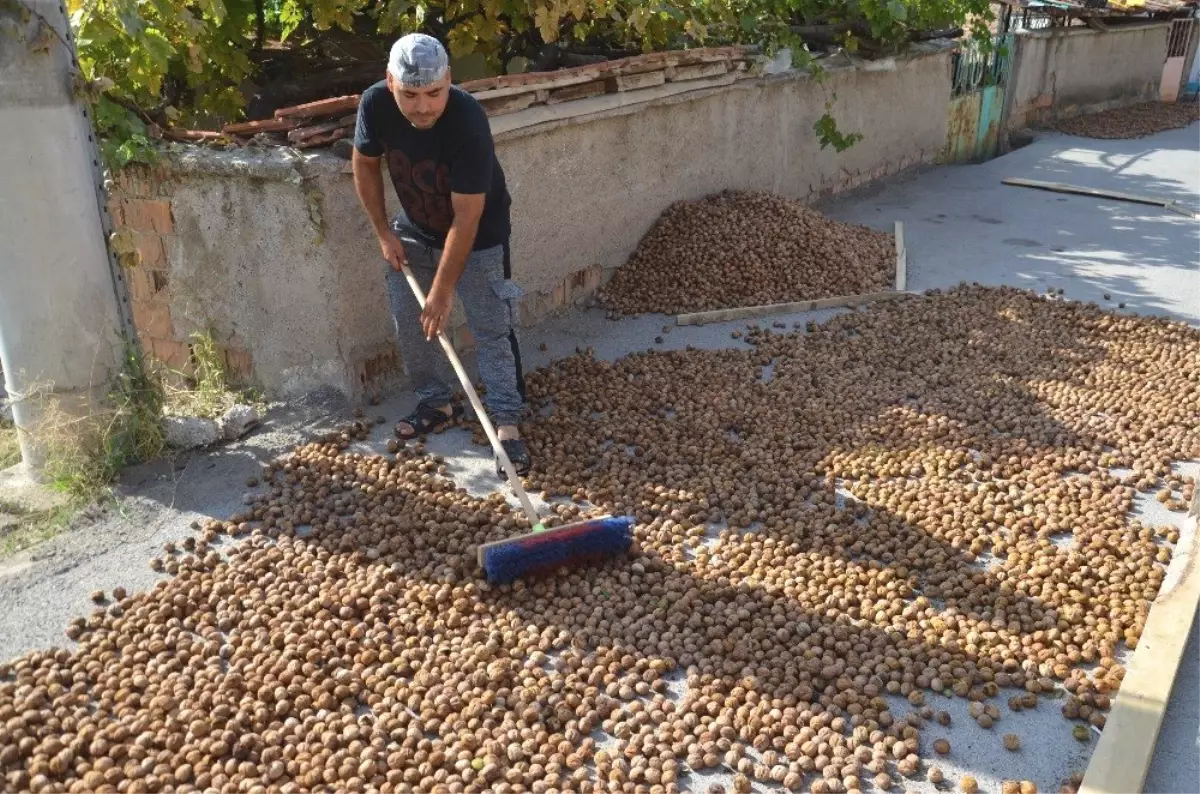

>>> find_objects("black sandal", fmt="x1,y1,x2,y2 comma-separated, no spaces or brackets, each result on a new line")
495,438,531,478
395,402,462,439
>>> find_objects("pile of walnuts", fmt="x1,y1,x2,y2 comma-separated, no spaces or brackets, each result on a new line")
598,191,896,316
2,285,1198,794
1053,102,1200,139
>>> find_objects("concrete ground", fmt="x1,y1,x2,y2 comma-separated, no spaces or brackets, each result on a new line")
1,123,1197,793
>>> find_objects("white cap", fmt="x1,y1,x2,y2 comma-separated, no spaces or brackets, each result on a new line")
388,33,450,87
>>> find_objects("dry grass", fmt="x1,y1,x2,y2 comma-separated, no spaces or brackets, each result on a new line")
0,334,263,558
31,346,165,501
0,419,19,470
0,498,77,558
163,330,265,419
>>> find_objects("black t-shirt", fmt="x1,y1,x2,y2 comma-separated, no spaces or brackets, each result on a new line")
354,81,511,249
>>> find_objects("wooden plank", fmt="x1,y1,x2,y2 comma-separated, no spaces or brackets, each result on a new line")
665,61,730,82
293,127,350,150
1002,178,1177,208
287,115,356,144
275,94,360,120
1165,202,1200,220
1079,492,1200,794
894,221,907,291
163,129,226,142
675,290,916,327
338,70,739,172
614,70,667,91
222,117,297,135
545,79,610,105
479,91,542,117
488,72,737,138
471,69,605,100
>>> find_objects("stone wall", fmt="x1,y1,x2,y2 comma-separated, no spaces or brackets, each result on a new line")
107,46,956,400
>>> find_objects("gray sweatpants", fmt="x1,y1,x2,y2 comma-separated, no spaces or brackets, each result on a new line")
386,218,527,428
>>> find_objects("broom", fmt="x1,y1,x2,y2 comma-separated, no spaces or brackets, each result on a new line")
397,261,634,584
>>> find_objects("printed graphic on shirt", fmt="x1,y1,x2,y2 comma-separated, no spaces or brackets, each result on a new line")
354,81,511,249
386,148,453,233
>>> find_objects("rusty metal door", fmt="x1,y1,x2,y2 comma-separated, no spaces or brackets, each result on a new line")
940,34,1013,164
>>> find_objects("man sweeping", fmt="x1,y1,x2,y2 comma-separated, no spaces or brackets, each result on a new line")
352,33,531,476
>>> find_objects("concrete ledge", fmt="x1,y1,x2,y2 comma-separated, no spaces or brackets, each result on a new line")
1019,20,1169,39
483,41,957,142
166,146,323,181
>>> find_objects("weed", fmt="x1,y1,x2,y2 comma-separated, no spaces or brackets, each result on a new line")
32,342,165,502
0,419,19,469
0,497,29,516
163,329,260,419
0,501,77,558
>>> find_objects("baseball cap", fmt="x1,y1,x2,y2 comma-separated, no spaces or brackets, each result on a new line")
388,34,450,87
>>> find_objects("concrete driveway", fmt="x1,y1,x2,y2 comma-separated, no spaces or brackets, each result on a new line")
1,121,1197,794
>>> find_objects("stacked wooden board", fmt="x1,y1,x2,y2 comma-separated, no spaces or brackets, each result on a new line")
164,46,755,149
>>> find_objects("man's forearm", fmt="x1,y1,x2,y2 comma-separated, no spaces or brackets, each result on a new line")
352,155,391,237
432,216,480,293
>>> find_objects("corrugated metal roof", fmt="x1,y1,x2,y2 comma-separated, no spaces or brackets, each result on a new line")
995,0,1197,12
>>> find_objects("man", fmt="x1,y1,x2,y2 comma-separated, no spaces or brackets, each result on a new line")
352,33,530,476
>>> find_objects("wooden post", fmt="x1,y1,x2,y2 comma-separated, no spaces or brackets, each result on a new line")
1079,491,1200,794
675,290,916,326
1003,178,1198,220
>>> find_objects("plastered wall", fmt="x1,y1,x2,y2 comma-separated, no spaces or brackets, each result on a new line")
1005,23,1170,135
109,49,955,400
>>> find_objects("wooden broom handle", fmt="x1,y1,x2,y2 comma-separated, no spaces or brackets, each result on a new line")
397,262,542,527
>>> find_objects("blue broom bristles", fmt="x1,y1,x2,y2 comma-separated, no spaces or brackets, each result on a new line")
481,515,635,584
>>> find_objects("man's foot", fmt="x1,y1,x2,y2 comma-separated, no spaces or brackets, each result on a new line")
494,425,530,477
395,401,461,440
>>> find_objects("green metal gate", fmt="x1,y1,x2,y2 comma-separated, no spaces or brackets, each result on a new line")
940,34,1014,164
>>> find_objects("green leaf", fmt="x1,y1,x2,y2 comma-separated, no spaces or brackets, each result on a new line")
739,13,755,31
278,0,304,38
887,0,907,21
813,111,863,152
629,6,648,33
73,11,122,47
115,5,144,35
115,139,139,168
140,28,175,73
198,0,227,24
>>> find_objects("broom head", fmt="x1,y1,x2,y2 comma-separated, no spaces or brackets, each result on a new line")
478,515,635,584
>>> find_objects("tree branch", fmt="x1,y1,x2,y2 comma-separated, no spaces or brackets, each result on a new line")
254,0,266,49
102,90,163,131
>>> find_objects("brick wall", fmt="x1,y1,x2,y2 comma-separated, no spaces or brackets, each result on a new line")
107,165,254,384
